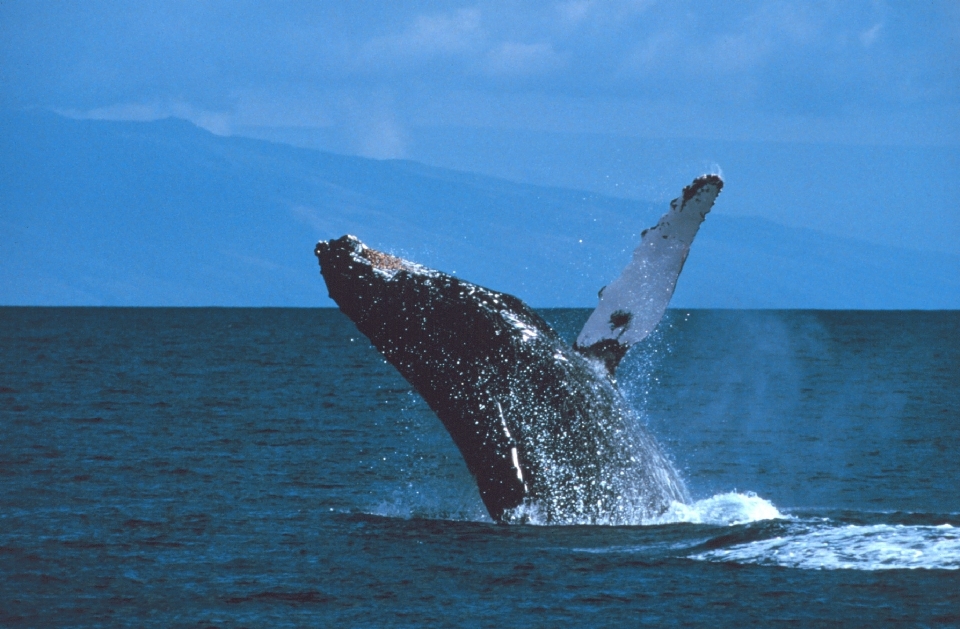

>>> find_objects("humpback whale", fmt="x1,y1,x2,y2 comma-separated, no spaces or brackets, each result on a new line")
315,175,723,524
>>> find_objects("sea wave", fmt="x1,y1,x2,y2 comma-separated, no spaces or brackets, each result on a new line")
694,523,960,571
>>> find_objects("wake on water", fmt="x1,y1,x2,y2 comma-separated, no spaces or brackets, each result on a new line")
366,489,960,571
362,453,960,573
694,521,960,571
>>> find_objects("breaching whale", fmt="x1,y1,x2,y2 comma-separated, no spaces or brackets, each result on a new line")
315,175,723,524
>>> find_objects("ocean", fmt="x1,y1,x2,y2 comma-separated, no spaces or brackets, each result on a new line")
2,307,958,627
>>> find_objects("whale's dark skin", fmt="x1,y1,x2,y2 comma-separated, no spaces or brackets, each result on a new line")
316,235,686,523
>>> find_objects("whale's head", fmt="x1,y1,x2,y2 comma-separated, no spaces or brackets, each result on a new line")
316,235,381,324
314,235,439,326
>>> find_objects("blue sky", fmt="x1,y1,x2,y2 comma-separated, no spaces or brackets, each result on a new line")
3,1,956,148
2,1,959,259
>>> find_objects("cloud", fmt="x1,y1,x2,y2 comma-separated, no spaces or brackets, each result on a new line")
859,23,883,47
361,7,483,64
2,1,957,145
228,90,334,129
557,1,593,25
57,101,233,135
555,0,657,29
485,42,565,76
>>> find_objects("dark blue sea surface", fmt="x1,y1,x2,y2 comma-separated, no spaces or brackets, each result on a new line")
1,307,958,627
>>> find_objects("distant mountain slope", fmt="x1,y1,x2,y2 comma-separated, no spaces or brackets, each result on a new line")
2,111,957,308
676,219,960,309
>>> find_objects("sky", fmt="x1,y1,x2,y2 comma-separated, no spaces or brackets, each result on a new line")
2,1,959,257
3,1,957,148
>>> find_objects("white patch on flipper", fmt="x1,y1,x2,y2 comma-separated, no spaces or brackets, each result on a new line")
576,176,722,352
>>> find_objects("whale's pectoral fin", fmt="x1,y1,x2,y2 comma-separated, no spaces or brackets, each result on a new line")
574,174,723,375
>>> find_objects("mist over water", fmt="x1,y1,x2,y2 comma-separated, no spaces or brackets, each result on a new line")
2,308,958,625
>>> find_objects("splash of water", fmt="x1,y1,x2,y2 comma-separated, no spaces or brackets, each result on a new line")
652,491,785,526
362,490,783,527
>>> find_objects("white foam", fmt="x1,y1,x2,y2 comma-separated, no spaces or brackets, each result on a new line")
694,523,960,571
499,491,782,527
652,492,785,526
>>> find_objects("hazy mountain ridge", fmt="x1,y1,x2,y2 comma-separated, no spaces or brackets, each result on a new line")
2,110,956,308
